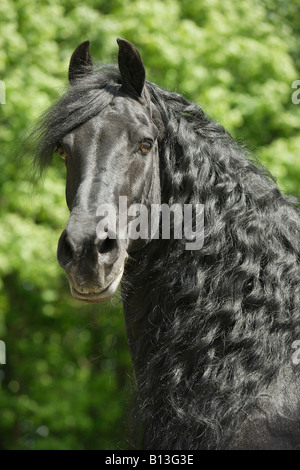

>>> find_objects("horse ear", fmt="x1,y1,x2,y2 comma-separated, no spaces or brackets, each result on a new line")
117,38,146,97
68,41,93,84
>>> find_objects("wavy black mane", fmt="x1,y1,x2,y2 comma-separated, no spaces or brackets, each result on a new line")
30,63,300,449
122,79,300,449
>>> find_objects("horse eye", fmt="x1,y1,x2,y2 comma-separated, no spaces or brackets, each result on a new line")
57,145,67,161
139,141,152,155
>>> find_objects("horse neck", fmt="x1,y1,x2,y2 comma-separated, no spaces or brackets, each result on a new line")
121,240,167,375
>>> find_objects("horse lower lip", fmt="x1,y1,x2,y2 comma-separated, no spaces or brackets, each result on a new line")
71,267,124,300
72,286,108,298
71,287,112,304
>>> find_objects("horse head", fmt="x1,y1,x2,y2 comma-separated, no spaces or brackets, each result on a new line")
57,39,161,303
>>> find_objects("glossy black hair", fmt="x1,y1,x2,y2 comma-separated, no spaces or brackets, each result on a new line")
29,60,300,449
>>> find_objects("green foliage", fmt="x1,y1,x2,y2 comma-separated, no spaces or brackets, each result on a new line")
0,0,299,449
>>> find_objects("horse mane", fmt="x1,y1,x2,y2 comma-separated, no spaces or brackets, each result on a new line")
28,65,300,448
24,65,122,174
126,81,300,448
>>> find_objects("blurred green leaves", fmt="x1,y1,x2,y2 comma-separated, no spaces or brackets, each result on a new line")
0,0,299,450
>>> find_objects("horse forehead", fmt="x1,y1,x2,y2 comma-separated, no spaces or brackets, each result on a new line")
69,98,152,142
101,97,152,128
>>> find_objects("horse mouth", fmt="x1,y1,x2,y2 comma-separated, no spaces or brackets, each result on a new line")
69,267,124,303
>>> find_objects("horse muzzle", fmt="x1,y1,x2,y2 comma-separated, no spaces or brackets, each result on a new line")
57,227,127,303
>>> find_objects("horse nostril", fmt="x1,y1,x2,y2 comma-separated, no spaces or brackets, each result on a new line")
97,234,119,264
98,237,115,254
57,230,74,269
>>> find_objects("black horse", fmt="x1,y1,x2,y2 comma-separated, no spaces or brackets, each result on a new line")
30,38,300,449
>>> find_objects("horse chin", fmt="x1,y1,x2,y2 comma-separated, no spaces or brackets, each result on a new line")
69,267,124,304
